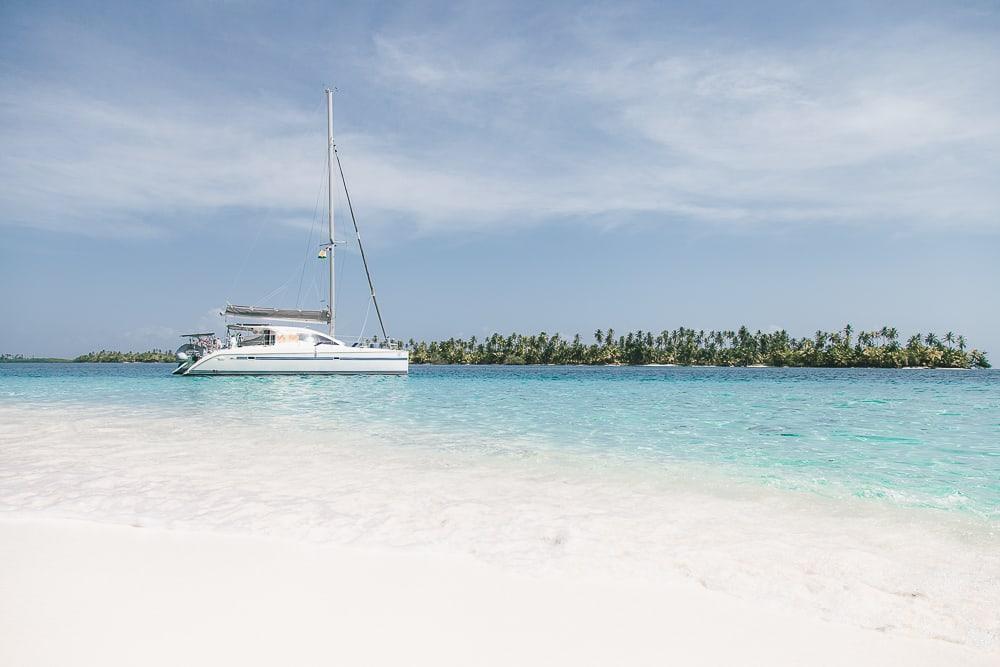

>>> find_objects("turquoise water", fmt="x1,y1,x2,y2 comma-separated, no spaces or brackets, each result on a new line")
2,363,998,519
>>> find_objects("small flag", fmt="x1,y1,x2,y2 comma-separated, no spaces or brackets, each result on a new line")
318,248,328,259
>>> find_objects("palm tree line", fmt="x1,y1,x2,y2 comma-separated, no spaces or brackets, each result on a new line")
1,350,176,363
406,325,990,368
73,350,176,363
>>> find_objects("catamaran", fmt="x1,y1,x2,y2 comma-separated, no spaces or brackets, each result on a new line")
173,89,408,376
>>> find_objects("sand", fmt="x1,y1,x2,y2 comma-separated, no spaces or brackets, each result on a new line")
0,517,993,667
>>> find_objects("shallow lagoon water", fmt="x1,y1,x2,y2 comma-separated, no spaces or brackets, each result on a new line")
3,363,998,518
2,363,999,648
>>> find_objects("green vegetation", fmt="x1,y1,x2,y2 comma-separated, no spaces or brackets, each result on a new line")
72,350,176,363
407,326,990,368
6,327,992,368
0,354,70,363
3,350,174,363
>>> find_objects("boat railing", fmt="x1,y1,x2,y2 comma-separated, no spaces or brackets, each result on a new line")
181,333,222,352
341,335,403,350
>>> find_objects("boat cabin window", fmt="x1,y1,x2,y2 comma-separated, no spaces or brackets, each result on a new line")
239,331,275,346
299,332,334,345
235,330,333,346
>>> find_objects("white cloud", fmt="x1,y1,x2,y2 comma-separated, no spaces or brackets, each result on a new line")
368,21,1000,230
0,84,328,236
2,20,999,237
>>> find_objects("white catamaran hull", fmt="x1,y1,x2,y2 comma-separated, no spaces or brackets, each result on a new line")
174,346,408,376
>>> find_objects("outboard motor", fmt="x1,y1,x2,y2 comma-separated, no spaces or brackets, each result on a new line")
174,342,202,363
173,333,216,375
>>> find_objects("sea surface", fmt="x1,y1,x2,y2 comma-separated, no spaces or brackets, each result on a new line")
3,363,998,517
2,363,999,648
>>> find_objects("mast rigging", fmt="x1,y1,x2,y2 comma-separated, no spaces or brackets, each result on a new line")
335,152,390,343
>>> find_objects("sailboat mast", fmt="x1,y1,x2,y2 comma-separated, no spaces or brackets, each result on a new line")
325,88,336,337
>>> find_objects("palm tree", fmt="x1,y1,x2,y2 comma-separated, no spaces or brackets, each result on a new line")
884,327,899,351
402,325,983,369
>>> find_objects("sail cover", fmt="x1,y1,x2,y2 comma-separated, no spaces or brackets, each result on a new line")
224,304,331,323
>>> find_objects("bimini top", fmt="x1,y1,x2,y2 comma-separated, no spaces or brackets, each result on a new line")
227,323,345,346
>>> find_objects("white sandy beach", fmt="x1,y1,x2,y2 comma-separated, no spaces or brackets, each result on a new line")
1,517,994,667
1,402,998,665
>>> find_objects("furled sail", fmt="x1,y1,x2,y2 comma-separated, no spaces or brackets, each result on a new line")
224,304,331,323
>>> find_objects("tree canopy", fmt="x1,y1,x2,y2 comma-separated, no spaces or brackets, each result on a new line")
406,326,990,368
72,350,175,363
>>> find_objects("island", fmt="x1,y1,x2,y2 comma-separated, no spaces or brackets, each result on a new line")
3,326,990,368
406,325,990,368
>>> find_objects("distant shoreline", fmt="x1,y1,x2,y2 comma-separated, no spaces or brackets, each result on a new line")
0,357,72,363
0,359,176,364
1,351,174,364
407,326,991,369
2,359,993,370
2,324,992,369
410,362,987,369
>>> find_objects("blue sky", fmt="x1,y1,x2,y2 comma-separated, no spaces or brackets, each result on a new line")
2,1,999,357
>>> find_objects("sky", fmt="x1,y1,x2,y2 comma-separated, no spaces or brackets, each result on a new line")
1,0,999,357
